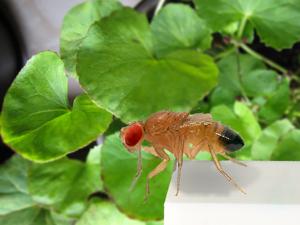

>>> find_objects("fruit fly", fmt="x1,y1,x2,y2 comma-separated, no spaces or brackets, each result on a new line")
120,111,246,199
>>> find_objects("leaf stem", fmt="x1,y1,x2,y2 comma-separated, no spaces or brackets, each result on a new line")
154,0,166,16
231,39,288,74
214,47,235,60
237,16,248,39
291,74,300,83
235,47,251,104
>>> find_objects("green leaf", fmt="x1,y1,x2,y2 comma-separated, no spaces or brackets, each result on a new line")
86,145,103,191
252,119,295,160
0,208,72,225
145,222,164,225
288,100,300,127
241,69,278,97
151,3,212,57
0,156,34,215
194,0,300,49
271,129,300,160
1,52,112,162
217,53,265,96
211,102,261,159
0,114,2,136
60,0,121,76
28,156,102,217
77,8,218,123
86,145,101,166
215,53,283,110
258,78,290,124
101,132,172,220
210,86,236,107
190,100,210,114
77,200,145,225
0,156,73,225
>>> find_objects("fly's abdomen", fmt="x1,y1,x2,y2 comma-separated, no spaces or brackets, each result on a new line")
218,126,244,152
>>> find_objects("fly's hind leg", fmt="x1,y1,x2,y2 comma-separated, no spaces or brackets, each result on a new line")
145,147,170,201
220,152,247,167
209,144,246,194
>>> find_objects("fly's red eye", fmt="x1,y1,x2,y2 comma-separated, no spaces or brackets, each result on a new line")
124,123,143,147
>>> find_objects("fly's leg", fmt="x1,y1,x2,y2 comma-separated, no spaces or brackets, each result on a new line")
142,146,159,157
209,144,246,194
129,149,143,191
145,147,170,201
131,145,164,191
173,159,177,172
175,156,183,196
189,139,205,159
174,138,184,196
220,152,247,167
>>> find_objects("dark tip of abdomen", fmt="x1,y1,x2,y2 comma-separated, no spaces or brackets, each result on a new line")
219,127,244,152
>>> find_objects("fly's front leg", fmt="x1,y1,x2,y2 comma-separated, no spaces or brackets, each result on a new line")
174,139,184,196
175,155,183,196
173,159,177,172
145,147,169,201
129,149,143,191
209,144,246,194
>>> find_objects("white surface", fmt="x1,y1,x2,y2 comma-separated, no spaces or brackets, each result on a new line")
165,161,300,225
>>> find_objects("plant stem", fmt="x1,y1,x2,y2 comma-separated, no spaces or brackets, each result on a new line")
235,47,251,104
214,47,235,60
241,43,288,74
154,0,166,16
237,16,248,39
291,74,300,83
231,39,288,74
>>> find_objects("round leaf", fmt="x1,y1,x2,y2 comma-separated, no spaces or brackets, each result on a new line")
77,8,218,123
210,86,236,106
151,3,212,57
252,119,295,160
1,52,112,162
258,78,290,124
0,156,34,216
217,53,265,96
101,132,172,220
271,129,300,160
0,208,72,225
241,69,278,97
28,157,102,217
77,200,145,225
0,156,73,225
60,0,121,76
195,0,300,49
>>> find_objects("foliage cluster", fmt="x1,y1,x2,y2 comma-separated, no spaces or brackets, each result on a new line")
1,0,300,224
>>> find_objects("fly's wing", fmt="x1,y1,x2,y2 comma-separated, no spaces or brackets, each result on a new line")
179,113,213,130
144,111,189,136
186,113,213,124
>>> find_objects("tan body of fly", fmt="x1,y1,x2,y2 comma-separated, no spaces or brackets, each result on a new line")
120,111,246,200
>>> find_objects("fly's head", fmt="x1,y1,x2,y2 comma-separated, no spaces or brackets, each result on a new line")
218,126,244,153
120,122,144,153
